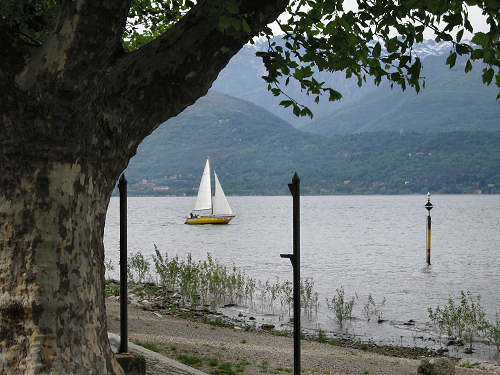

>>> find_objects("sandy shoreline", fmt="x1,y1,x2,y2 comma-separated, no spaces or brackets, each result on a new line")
106,299,499,375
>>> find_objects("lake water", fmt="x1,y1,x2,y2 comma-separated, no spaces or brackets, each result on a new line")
104,195,500,361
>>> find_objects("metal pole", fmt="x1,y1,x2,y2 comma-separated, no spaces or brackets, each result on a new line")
280,172,300,375
426,214,431,265
425,192,433,266
118,174,128,353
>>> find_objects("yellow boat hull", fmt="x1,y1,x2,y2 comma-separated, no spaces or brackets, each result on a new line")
184,215,235,225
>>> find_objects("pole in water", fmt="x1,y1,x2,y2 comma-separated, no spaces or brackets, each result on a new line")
280,172,301,375
425,192,433,265
118,174,128,353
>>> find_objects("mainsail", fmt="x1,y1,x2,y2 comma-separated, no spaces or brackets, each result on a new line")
212,171,233,216
193,158,212,212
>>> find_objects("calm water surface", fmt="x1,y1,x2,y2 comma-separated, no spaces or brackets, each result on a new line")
104,195,500,360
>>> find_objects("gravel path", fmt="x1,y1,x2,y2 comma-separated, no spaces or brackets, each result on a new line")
106,300,499,375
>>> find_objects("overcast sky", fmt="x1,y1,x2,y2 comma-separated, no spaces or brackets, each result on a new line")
270,3,489,40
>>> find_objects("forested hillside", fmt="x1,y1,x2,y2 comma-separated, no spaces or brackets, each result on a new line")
124,92,500,196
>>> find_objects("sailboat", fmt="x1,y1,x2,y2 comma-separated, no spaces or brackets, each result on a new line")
185,158,235,224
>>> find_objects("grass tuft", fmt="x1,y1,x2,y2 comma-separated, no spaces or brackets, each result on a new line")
133,341,162,353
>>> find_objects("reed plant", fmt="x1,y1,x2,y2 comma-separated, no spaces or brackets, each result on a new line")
269,278,281,313
245,277,256,306
150,249,260,307
119,248,500,354
485,312,500,352
326,286,356,328
127,249,324,323
152,245,179,291
301,278,318,316
128,252,150,284
363,294,386,322
279,280,293,314
104,258,114,280
178,253,200,305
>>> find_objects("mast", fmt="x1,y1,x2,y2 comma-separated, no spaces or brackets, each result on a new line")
211,160,213,215
210,157,213,215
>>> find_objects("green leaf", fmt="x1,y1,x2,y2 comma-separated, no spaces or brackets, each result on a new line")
328,89,342,101
446,52,457,68
373,42,381,58
399,55,410,68
440,33,453,42
300,107,313,118
271,88,281,96
464,18,473,33
226,1,239,15
482,67,494,85
471,32,487,47
241,19,251,34
218,15,232,31
230,17,241,31
386,37,398,53
470,49,483,60
280,100,294,108
465,60,472,73
456,43,470,55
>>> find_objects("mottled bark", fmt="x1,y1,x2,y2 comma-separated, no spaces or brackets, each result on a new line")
0,0,288,373
0,158,123,374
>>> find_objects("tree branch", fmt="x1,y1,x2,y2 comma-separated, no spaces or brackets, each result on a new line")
0,21,29,109
17,0,131,89
102,0,289,156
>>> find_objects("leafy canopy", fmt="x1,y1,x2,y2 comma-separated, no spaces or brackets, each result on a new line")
0,0,58,45
255,0,500,117
2,0,499,117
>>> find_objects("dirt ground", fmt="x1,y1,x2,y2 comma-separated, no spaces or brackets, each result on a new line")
106,299,499,375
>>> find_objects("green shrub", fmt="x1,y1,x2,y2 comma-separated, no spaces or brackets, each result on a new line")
428,290,488,351
134,341,162,353
176,354,203,367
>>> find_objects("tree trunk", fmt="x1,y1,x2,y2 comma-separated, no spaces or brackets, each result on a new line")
0,156,123,375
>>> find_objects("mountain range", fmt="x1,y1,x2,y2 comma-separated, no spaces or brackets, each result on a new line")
302,54,500,135
121,39,500,196
211,39,500,134
124,91,500,196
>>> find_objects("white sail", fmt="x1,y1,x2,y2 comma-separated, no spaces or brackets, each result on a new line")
193,158,212,212
212,171,233,215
